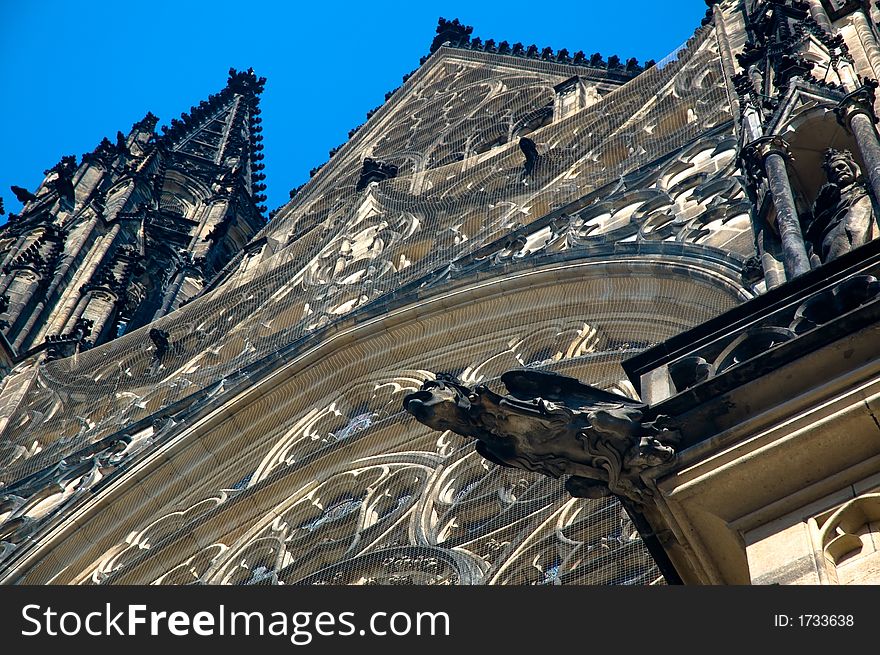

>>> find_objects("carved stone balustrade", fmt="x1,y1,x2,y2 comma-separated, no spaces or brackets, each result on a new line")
625,237,880,411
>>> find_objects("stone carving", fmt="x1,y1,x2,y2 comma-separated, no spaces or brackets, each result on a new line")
44,155,78,211
669,355,714,392
356,158,398,191
10,186,36,204
819,493,880,572
429,17,473,53
808,149,877,264
519,137,542,176
44,317,94,360
0,433,132,551
84,137,122,165
713,325,795,374
422,18,646,75
5,227,64,276
149,328,170,359
404,370,680,502
0,22,730,587
789,274,880,334
737,0,847,101
645,270,880,397
740,255,764,285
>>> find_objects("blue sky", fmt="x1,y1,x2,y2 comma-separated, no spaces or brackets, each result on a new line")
0,1,708,220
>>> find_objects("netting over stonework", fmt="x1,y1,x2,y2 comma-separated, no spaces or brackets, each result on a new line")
0,25,752,585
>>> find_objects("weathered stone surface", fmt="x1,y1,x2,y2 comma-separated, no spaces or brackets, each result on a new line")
4,2,880,588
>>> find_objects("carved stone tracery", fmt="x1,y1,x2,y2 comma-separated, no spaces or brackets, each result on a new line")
0,15,757,588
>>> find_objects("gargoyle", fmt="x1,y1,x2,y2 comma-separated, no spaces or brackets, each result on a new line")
356,158,399,191
404,369,679,503
519,137,541,176
149,328,170,359
10,185,37,204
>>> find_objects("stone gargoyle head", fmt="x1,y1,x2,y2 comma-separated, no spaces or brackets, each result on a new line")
404,369,679,503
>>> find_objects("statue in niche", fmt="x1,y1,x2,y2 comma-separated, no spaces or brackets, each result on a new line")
808,149,877,264
403,369,680,503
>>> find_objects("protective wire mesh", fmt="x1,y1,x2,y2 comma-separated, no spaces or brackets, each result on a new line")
0,25,740,586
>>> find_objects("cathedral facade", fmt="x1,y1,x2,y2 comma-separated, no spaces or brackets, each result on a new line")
1,0,879,585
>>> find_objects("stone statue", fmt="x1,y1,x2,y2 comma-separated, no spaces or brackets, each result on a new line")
404,369,680,503
808,149,877,264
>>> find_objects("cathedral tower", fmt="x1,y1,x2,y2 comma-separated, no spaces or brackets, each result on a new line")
0,68,267,362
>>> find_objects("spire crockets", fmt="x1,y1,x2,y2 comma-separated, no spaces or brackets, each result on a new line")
129,67,268,324
160,67,268,213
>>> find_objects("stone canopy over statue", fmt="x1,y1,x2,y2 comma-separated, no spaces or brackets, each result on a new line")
808,148,878,265
404,369,680,503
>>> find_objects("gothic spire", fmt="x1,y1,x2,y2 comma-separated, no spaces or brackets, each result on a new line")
159,68,268,211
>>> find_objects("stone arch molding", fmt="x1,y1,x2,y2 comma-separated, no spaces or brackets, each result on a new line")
0,108,751,474
1,253,749,585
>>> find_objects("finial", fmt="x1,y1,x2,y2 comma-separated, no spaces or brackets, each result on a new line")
227,67,266,95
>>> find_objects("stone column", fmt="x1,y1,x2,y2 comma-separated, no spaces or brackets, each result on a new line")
712,4,741,119
744,137,811,279
36,222,120,343
756,224,786,290
836,83,880,209
850,10,880,80
805,0,834,34
155,257,204,319
68,288,118,345
6,268,45,350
